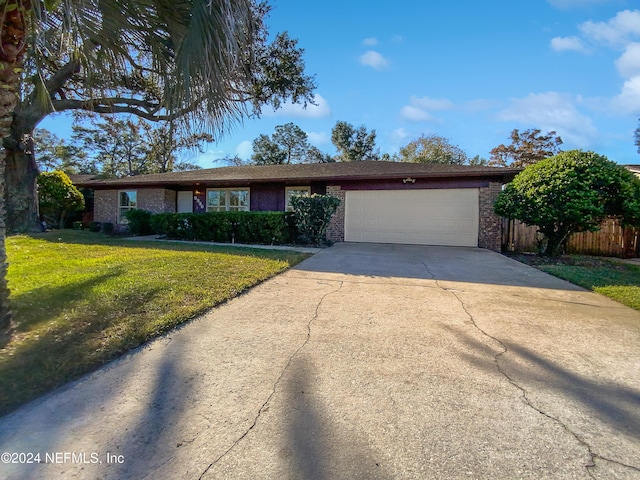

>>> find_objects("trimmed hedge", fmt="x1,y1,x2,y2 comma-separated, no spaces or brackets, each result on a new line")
150,211,296,244
124,209,153,235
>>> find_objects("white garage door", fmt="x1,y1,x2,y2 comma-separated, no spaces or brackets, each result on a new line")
345,189,479,246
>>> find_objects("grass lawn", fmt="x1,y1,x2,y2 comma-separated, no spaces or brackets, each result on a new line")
507,253,640,310
0,230,310,416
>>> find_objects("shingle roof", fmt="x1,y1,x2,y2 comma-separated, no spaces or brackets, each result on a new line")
73,161,520,188
67,174,100,184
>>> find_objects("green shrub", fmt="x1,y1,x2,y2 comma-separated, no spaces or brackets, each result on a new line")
88,221,102,233
72,221,83,230
290,194,341,245
495,150,640,256
102,222,114,235
150,211,296,244
37,171,85,229
124,209,153,235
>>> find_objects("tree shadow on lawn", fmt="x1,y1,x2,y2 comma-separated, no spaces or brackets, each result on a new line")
0,270,165,417
25,231,307,261
10,268,124,332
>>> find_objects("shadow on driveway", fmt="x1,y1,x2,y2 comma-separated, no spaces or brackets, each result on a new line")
294,243,584,290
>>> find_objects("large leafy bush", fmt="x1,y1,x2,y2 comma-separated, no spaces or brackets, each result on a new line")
37,171,85,229
494,150,640,255
290,194,340,245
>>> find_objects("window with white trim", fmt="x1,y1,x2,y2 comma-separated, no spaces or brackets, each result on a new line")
206,188,250,212
118,190,137,223
285,186,311,211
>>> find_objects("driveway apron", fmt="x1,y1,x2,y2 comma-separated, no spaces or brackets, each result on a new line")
0,243,639,479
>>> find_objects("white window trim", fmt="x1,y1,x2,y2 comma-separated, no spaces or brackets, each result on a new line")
285,186,311,211
118,190,137,224
206,188,250,212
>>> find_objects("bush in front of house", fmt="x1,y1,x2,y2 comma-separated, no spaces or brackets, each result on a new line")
124,209,153,235
88,221,102,232
149,211,296,244
102,222,114,235
290,194,341,246
37,171,85,229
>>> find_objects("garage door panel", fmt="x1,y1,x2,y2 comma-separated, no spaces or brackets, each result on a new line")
345,189,478,246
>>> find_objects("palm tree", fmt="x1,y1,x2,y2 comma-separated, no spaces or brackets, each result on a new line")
0,0,313,337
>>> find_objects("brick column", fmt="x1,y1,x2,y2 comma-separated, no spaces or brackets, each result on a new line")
478,182,503,251
326,185,345,242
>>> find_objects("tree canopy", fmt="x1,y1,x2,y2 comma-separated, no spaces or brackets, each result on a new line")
494,150,640,255
251,122,310,164
490,129,563,167
66,117,207,177
398,134,468,164
33,129,86,173
331,121,379,162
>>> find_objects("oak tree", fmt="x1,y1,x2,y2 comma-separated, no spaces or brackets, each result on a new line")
398,134,468,164
490,128,563,167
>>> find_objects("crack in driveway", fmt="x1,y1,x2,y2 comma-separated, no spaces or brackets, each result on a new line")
198,281,344,479
417,258,640,479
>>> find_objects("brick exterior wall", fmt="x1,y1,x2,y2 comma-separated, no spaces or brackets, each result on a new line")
326,185,345,242
139,189,176,215
93,188,176,226
478,182,503,251
94,190,119,225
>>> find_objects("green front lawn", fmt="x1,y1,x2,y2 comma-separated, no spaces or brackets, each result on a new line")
508,254,640,310
1,231,310,416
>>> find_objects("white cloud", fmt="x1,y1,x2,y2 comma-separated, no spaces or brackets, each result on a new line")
362,37,378,46
265,94,331,118
399,105,437,122
235,140,252,159
359,50,389,70
390,128,410,143
392,35,404,44
306,131,329,145
399,96,453,122
615,42,640,78
498,92,597,147
579,9,640,46
550,36,587,52
409,96,454,111
462,98,498,112
611,76,640,114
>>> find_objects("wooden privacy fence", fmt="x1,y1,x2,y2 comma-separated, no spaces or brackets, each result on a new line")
502,218,640,258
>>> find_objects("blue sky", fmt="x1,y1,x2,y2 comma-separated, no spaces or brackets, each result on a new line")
40,0,640,166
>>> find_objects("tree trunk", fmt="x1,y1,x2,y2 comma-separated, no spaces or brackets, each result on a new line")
541,225,573,256
0,0,33,338
0,145,12,340
5,130,40,233
0,73,16,339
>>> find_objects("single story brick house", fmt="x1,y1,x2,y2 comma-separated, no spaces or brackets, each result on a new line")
72,161,519,251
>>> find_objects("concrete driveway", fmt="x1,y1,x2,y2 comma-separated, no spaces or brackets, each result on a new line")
1,243,639,479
